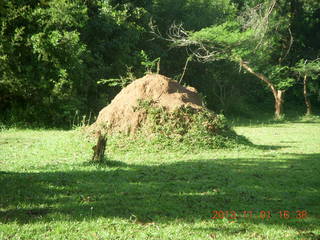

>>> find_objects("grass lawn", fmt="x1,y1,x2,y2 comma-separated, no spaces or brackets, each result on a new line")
0,120,319,239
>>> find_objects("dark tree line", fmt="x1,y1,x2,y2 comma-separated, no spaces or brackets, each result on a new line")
0,0,319,126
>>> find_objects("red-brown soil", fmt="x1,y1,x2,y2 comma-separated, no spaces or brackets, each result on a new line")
90,74,203,135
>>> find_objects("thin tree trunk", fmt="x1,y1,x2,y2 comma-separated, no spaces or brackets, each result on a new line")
240,60,284,119
303,75,312,115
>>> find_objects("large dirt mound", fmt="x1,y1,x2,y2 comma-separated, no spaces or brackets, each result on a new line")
90,74,203,134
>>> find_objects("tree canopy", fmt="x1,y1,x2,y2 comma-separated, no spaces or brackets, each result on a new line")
0,0,319,126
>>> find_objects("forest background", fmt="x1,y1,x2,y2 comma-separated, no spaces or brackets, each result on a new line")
1,0,319,127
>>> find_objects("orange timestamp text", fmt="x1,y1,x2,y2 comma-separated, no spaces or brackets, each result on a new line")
211,210,308,220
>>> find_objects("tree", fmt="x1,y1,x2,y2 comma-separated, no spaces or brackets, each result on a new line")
0,0,90,124
0,0,149,125
164,0,296,119
293,59,320,115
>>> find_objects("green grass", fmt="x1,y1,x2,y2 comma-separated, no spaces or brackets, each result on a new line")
0,121,320,240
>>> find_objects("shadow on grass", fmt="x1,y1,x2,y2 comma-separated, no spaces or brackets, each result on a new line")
252,144,290,150
0,153,319,232
83,159,127,168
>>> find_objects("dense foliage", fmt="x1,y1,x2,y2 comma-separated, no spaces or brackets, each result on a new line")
0,0,319,126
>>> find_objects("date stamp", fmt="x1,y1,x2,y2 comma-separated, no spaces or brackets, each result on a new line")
211,210,308,220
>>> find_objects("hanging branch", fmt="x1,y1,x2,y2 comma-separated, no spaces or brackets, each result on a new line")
179,55,192,83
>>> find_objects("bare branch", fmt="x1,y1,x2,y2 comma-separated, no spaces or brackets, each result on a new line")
240,0,277,48
148,18,165,41
179,55,192,83
278,27,294,64
149,19,225,62
285,27,294,59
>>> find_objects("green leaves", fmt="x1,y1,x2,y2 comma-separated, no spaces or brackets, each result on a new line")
293,59,320,80
32,0,88,29
140,50,160,74
1,0,319,126
270,65,296,90
114,101,246,150
0,0,90,125
191,21,251,46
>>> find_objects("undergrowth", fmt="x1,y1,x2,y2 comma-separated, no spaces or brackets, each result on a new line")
106,100,251,152
298,114,320,123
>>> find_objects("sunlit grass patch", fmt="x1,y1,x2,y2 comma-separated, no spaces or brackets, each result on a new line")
0,121,319,239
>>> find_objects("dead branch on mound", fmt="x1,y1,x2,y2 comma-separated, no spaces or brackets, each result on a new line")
91,131,107,162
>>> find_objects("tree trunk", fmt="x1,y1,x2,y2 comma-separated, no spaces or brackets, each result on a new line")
239,60,285,119
303,75,312,115
274,89,284,119
92,131,107,162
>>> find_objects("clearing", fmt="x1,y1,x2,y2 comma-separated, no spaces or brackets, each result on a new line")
0,121,319,240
